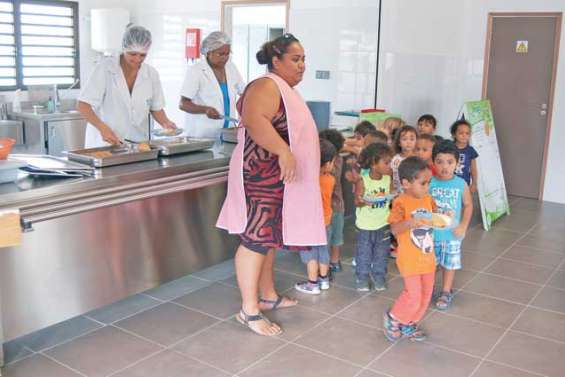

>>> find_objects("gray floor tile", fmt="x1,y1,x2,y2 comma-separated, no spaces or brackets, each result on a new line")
445,291,524,328
518,235,565,253
492,209,538,232
461,251,496,271
472,361,542,377
3,339,33,365
114,303,218,346
220,269,297,294
488,330,565,377
337,293,395,329
547,269,565,290
501,245,565,268
435,268,479,290
421,312,506,357
356,370,390,377
86,294,161,324
2,353,81,377
174,321,285,374
250,304,329,341
463,273,540,304
238,343,361,377
286,285,365,315
18,315,102,352
173,282,241,319
295,317,390,366
512,307,565,343
485,259,553,285
531,286,565,314
369,340,480,377
144,275,212,301
44,326,162,377
112,350,230,377
192,259,236,281
462,228,520,255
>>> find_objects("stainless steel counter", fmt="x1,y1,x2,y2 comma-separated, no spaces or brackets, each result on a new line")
0,146,237,367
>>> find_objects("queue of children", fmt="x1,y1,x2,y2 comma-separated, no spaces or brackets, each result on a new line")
294,114,478,343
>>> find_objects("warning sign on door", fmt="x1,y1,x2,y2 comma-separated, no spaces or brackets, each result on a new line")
516,40,528,53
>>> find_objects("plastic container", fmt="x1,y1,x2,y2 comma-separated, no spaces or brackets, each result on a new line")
0,160,25,183
0,138,15,160
12,89,21,113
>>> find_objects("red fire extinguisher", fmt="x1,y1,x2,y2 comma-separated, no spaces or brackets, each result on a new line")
186,28,201,61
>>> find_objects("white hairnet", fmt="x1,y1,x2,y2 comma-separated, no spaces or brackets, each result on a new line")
200,31,231,55
122,25,152,53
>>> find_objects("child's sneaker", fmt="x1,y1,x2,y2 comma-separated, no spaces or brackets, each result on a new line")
373,278,387,291
329,261,342,273
318,275,330,290
401,323,427,341
355,280,370,292
435,291,454,310
383,311,402,342
351,258,357,267
295,281,321,295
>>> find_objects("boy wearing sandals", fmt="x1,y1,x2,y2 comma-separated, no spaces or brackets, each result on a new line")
429,141,473,310
294,139,337,294
384,157,436,342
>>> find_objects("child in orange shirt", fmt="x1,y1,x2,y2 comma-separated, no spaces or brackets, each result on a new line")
384,156,436,342
295,139,337,295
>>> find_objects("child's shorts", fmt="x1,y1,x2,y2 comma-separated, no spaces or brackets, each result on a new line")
434,240,462,270
328,211,345,247
300,244,330,265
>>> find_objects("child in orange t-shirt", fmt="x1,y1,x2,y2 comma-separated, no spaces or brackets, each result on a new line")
384,156,436,342
295,139,337,295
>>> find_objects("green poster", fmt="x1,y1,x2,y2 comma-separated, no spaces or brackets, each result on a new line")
463,100,510,230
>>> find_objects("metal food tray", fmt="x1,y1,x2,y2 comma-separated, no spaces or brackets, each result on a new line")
150,137,214,156
9,154,94,172
65,145,159,168
221,128,238,144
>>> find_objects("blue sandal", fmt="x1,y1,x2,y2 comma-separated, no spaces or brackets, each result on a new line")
436,291,453,310
259,296,297,310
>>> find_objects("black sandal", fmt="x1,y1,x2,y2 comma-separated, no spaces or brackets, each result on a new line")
258,296,297,311
236,309,282,336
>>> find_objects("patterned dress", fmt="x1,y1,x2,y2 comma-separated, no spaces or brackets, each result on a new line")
239,96,297,253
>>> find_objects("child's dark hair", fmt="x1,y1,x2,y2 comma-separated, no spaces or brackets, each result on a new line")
450,119,471,138
320,139,337,167
365,129,388,144
393,125,418,154
432,140,459,162
319,129,345,152
357,142,392,170
256,33,300,70
398,156,429,183
354,120,376,137
418,114,437,129
418,133,437,144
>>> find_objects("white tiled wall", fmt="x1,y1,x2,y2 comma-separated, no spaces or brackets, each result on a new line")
376,0,565,203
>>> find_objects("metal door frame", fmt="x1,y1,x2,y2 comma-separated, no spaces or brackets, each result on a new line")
482,12,562,200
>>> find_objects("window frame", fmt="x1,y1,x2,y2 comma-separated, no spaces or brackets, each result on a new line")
0,0,80,91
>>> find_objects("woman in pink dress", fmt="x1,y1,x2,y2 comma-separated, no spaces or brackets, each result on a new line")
217,34,325,336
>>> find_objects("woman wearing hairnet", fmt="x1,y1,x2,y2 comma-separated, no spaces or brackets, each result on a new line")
180,31,245,139
78,25,176,147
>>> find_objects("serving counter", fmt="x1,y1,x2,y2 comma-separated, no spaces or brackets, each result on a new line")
0,146,239,367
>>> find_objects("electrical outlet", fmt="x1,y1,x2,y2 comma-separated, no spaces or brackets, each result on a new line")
315,70,330,80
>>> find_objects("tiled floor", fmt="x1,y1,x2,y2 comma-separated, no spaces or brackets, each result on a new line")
3,196,565,376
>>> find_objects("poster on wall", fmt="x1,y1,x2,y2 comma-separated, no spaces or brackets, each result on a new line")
462,100,510,230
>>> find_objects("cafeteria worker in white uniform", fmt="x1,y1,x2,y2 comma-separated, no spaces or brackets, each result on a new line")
179,31,246,139
77,25,176,147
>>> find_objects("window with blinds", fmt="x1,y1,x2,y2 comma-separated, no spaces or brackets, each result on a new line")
0,0,79,91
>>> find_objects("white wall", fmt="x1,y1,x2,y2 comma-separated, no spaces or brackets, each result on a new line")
129,0,379,127
377,0,565,203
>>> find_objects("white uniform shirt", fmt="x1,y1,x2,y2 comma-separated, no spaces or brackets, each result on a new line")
79,56,166,148
180,59,245,139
